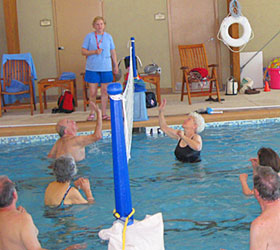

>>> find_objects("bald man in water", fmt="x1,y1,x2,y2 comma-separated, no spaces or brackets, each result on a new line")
48,102,102,162
0,175,85,250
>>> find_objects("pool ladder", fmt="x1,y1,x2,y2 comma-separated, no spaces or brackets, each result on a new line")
145,126,164,136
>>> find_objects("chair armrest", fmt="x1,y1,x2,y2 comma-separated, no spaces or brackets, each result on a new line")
180,66,189,70
208,64,218,68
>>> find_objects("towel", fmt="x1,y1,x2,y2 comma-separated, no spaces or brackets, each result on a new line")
1,53,37,104
59,72,76,80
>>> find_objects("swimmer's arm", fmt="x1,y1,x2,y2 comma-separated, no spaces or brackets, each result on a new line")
69,187,94,205
75,107,102,147
47,143,57,159
158,100,179,140
179,133,202,151
74,178,95,204
21,213,47,250
239,173,254,196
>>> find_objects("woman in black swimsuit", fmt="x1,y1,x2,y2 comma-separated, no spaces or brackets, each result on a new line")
158,98,205,163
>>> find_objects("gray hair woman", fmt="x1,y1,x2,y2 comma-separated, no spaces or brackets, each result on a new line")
158,98,205,163
44,155,94,207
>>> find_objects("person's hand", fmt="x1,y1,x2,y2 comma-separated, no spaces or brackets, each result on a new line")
113,65,119,75
96,48,102,55
249,157,258,167
74,177,91,192
239,173,248,183
158,98,166,112
17,206,26,213
177,130,184,138
64,243,87,250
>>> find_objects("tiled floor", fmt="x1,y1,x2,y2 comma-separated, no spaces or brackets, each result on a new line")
1,89,280,136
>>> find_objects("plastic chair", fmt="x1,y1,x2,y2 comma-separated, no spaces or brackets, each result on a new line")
178,43,221,105
0,59,36,117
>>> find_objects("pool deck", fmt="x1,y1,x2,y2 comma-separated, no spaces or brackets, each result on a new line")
1,89,280,137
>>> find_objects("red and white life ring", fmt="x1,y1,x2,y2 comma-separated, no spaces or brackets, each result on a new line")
220,16,252,47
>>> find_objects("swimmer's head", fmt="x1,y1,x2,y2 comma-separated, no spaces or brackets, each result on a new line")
254,165,280,201
185,112,205,133
0,176,16,208
258,147,280,173
56,119,77,137
53,155,77,183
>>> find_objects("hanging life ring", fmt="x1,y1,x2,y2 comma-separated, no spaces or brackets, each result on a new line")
220,15,252,47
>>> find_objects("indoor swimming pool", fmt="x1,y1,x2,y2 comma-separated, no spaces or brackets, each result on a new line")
1,119,280,249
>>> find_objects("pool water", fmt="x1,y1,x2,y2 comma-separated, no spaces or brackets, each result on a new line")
1,120,280,250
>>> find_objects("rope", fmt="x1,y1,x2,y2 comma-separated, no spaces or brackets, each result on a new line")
241,28,280,73
229,0,241,17
113,208,135,250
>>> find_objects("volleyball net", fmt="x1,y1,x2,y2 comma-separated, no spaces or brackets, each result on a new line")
122,47,134,162
99,38,164,250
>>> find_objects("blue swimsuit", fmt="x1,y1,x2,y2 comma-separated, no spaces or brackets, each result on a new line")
57,185,72,208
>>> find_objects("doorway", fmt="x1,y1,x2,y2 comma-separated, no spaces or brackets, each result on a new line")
167,0,221,91
52,0,103,95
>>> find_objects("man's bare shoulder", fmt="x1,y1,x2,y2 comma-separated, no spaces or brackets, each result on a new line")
250,214,270,240
18,209,34,223
0,209,33,228
251,215,266,230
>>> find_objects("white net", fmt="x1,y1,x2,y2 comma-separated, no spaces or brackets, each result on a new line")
122,48,134,162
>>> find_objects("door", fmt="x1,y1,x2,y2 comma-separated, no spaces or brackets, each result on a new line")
52,0,103,94
167,0,221,91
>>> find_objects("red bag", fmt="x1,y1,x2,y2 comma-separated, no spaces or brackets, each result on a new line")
190,68,208,78
57,90,75,113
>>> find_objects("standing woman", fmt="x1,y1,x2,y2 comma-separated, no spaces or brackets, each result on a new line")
82,16,119,121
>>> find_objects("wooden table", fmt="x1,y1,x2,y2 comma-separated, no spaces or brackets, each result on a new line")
38,78,77,114
139,73,161,105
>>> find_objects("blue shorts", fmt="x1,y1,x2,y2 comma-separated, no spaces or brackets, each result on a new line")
84,70,113,84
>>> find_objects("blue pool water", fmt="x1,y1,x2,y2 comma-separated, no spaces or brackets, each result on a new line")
1,120,280,249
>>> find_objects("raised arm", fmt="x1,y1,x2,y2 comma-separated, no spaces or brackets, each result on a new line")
158,98,180,139
75,102,102,147
239,173,254,196
72,177,95,204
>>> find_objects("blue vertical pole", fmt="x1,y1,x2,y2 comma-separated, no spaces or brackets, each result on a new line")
107,82,133,224
131,37,137,78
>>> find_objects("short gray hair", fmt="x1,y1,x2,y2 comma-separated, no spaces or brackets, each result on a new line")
53,155,77,183
0,176,15,208
58,125,66,137
254,165,280,201
188,112,205,133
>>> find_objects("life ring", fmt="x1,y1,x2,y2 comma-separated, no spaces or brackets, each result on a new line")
220,15,252,47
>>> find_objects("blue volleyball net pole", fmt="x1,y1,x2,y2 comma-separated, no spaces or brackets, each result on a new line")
99,40,165,249
107,83,133,224
131,37,137,79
